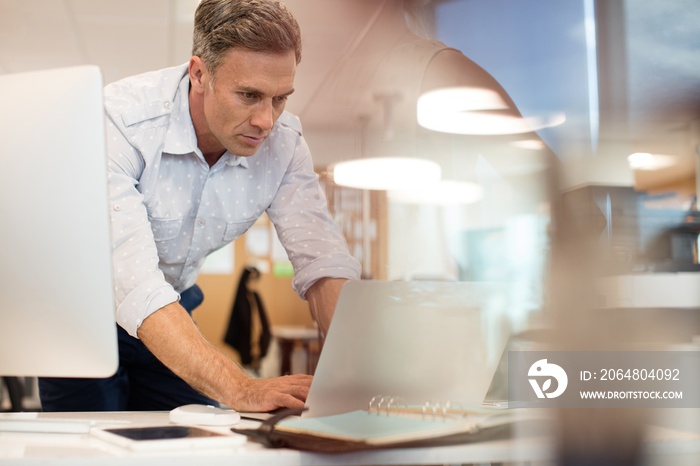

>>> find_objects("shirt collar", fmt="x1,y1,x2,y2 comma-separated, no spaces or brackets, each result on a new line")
162,74,198,156
225,154,249,168
163,73,249,169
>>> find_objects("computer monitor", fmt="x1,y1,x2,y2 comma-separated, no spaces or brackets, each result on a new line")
0,66,118,378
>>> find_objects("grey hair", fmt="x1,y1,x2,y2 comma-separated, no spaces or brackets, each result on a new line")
192,0,302,76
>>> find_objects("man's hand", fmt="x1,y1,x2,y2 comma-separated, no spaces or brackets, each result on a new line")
233,374,312,412
137,302,312,411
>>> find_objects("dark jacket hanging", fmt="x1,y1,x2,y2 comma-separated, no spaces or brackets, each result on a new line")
224,267,271,366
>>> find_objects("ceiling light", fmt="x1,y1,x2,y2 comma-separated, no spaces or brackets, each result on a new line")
627,152,677,170
511,139,546,150
419,87,508,112
417,86,566,135
388,180,484,205
332,157,441,191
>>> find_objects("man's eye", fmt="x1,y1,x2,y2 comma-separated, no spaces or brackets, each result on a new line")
242,92,258,101
273,96,288,105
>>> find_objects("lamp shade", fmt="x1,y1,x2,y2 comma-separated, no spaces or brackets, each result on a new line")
332,157,441,191
627,152,677,171
417,87,565,135
388,180,484,205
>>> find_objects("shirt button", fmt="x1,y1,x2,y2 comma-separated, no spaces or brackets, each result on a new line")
163,101,172,110
198,219,206,227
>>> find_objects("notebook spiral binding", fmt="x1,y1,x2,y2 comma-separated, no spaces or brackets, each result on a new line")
367,395,470,419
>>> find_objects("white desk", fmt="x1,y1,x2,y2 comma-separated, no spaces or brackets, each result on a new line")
2,411,698,465
0,411,555,466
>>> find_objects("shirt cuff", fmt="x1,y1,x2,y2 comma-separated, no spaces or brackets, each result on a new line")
116,279,180,338
293,252,362,298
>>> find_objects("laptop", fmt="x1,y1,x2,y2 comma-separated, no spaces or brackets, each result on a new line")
303,280,512,418
480,328,552,408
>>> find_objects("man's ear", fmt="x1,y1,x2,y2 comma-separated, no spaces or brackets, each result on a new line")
188,56,208,93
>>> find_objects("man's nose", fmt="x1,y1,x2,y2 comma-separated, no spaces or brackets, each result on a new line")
250,100,274,131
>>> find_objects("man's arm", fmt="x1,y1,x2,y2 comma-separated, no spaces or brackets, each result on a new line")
305,278,348,337
137,302,311,412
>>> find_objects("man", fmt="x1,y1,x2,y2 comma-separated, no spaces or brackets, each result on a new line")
39,0,361,413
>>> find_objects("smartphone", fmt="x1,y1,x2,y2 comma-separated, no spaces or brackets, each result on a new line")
91,425,247,451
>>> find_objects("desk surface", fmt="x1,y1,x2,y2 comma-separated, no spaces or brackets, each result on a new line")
0,411,554,466
2,411,698,466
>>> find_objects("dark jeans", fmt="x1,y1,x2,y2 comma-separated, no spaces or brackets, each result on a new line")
38,285,216,412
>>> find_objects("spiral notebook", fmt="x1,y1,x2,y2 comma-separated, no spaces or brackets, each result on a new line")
302,280,511,418
232,395,539,453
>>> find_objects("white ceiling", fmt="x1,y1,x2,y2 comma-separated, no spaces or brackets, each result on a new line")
0,0,386,118
0,0,188,79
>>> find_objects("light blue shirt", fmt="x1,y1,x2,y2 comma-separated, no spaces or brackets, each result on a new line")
104,64,360,337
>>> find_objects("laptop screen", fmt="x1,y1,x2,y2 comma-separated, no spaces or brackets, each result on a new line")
303,280,511,418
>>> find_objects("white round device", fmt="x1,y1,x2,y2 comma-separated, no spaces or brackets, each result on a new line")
169,404,241,426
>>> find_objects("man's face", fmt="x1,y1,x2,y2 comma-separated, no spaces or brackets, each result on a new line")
190,48,296,158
